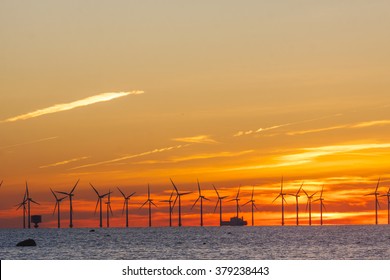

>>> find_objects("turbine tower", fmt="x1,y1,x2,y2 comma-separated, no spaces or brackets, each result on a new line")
50,188,67,228
288,182,303,226
90,183,111,228
117,187,136,228
228,186,241,219
140,184,157,227
303,189,317,226
170,178,191,227
381,187,390,225
242,186,258,226
272,177,287,226
365,178,381,225
160,189,175,227
25,182,40,229
191,179,210,227
105,190,113,228
213,184,228,226
313,185,326,225
56,179,79,228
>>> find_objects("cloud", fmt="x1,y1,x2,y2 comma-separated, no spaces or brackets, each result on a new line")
39,156,89,168
234,124,290,137
280,143,390,162
173,135,217,144
287,125,347,136
136,150,254,164
0,136,58,150
1,91,143,123
70,144,186,170
352,120,390,128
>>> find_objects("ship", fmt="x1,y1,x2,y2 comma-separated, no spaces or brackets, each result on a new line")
221,216,247,226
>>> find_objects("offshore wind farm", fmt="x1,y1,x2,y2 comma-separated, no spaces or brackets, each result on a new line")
1,0,390,260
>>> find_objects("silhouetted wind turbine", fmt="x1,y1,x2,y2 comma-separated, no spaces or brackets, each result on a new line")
105,190,113,228
90,183,111,228
56,179,79,228
140,184,157,227
117,187,136,228
16,190,27,228
365,178,381,225
288,182,303,226
160,189,175,227
303,189,317,226
50,188,67,228
313,185,326,225
191,179,210,227
272,177,287,226
242,186,258,226
170,178,191,227
213,184,228,226
25,182,40,229
381,187,390,225
228,186,242,219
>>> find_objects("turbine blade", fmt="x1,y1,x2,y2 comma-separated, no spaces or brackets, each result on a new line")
302,189,309,197
242,201,250,207
236,186,241,199
90,183,100,196
70,179,79,194
140,200,148,209
191,197,200,209
109,204,114,215
53,202,58,215
50,188,58,199
251,186,254,200
203,197,210,201
128,192,136,198
170,178,179,193
297,182,304,195
172,195,178,210
169,189,174,200
56,191,69,195
122,201,126,215
148,184,151,199
30,199,40,205
117,187,126,198
181,192,192,196
197,179,201,196
213,184,220,197
254,203,259,211
375,177,380,192
213,200,220,213
151,201,158,208
272,194,281,203
94,199,99,214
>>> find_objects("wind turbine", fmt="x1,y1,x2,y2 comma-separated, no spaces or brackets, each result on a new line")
16,190,27,228
313,185,326,225
105,190,113,228
191,179,210,227
55,179,79,228
117,187,136,228
0,180,3,188
50,188,67,228
365,178,381,225
272,177,287,226
90,183,111,228
303,189,317,226
288,182,303,226
140,184,157,227
213,184,228,226
24,182,40,229
228,186,242,220
160,189,175,227
381,187,390,225
170,178,191,227
242,186,258,226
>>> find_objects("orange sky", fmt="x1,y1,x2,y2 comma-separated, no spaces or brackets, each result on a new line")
1,1,390,228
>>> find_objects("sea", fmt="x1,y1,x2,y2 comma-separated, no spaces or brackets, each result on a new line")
1,225,389,260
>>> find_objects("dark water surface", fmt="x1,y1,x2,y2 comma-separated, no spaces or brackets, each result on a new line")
1,225,389,259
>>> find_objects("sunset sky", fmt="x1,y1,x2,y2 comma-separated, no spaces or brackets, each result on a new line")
1,1,390,228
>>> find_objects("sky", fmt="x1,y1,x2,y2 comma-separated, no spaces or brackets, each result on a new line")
1,0,390,228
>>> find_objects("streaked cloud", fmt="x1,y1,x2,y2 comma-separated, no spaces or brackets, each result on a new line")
287,125,347,136
234,124,290,137
39,156,89,168
0,136,58,150
70,144,186,170
136,150,254,164
1,91,143,123
352,120,390,128
173,135,217,144
280,143,390,162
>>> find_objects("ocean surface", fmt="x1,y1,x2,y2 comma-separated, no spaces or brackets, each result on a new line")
1,225,389,260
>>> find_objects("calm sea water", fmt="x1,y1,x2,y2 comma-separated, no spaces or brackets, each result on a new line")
0,225,389,260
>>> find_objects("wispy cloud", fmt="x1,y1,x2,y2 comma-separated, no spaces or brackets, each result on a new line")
40,156,89,168
225,143,390,172
1,91,143,123
136,150,254,164
70,144,186,170
0,136,58,150
173,135,217,144
280,143,390,162
287,119,390,136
